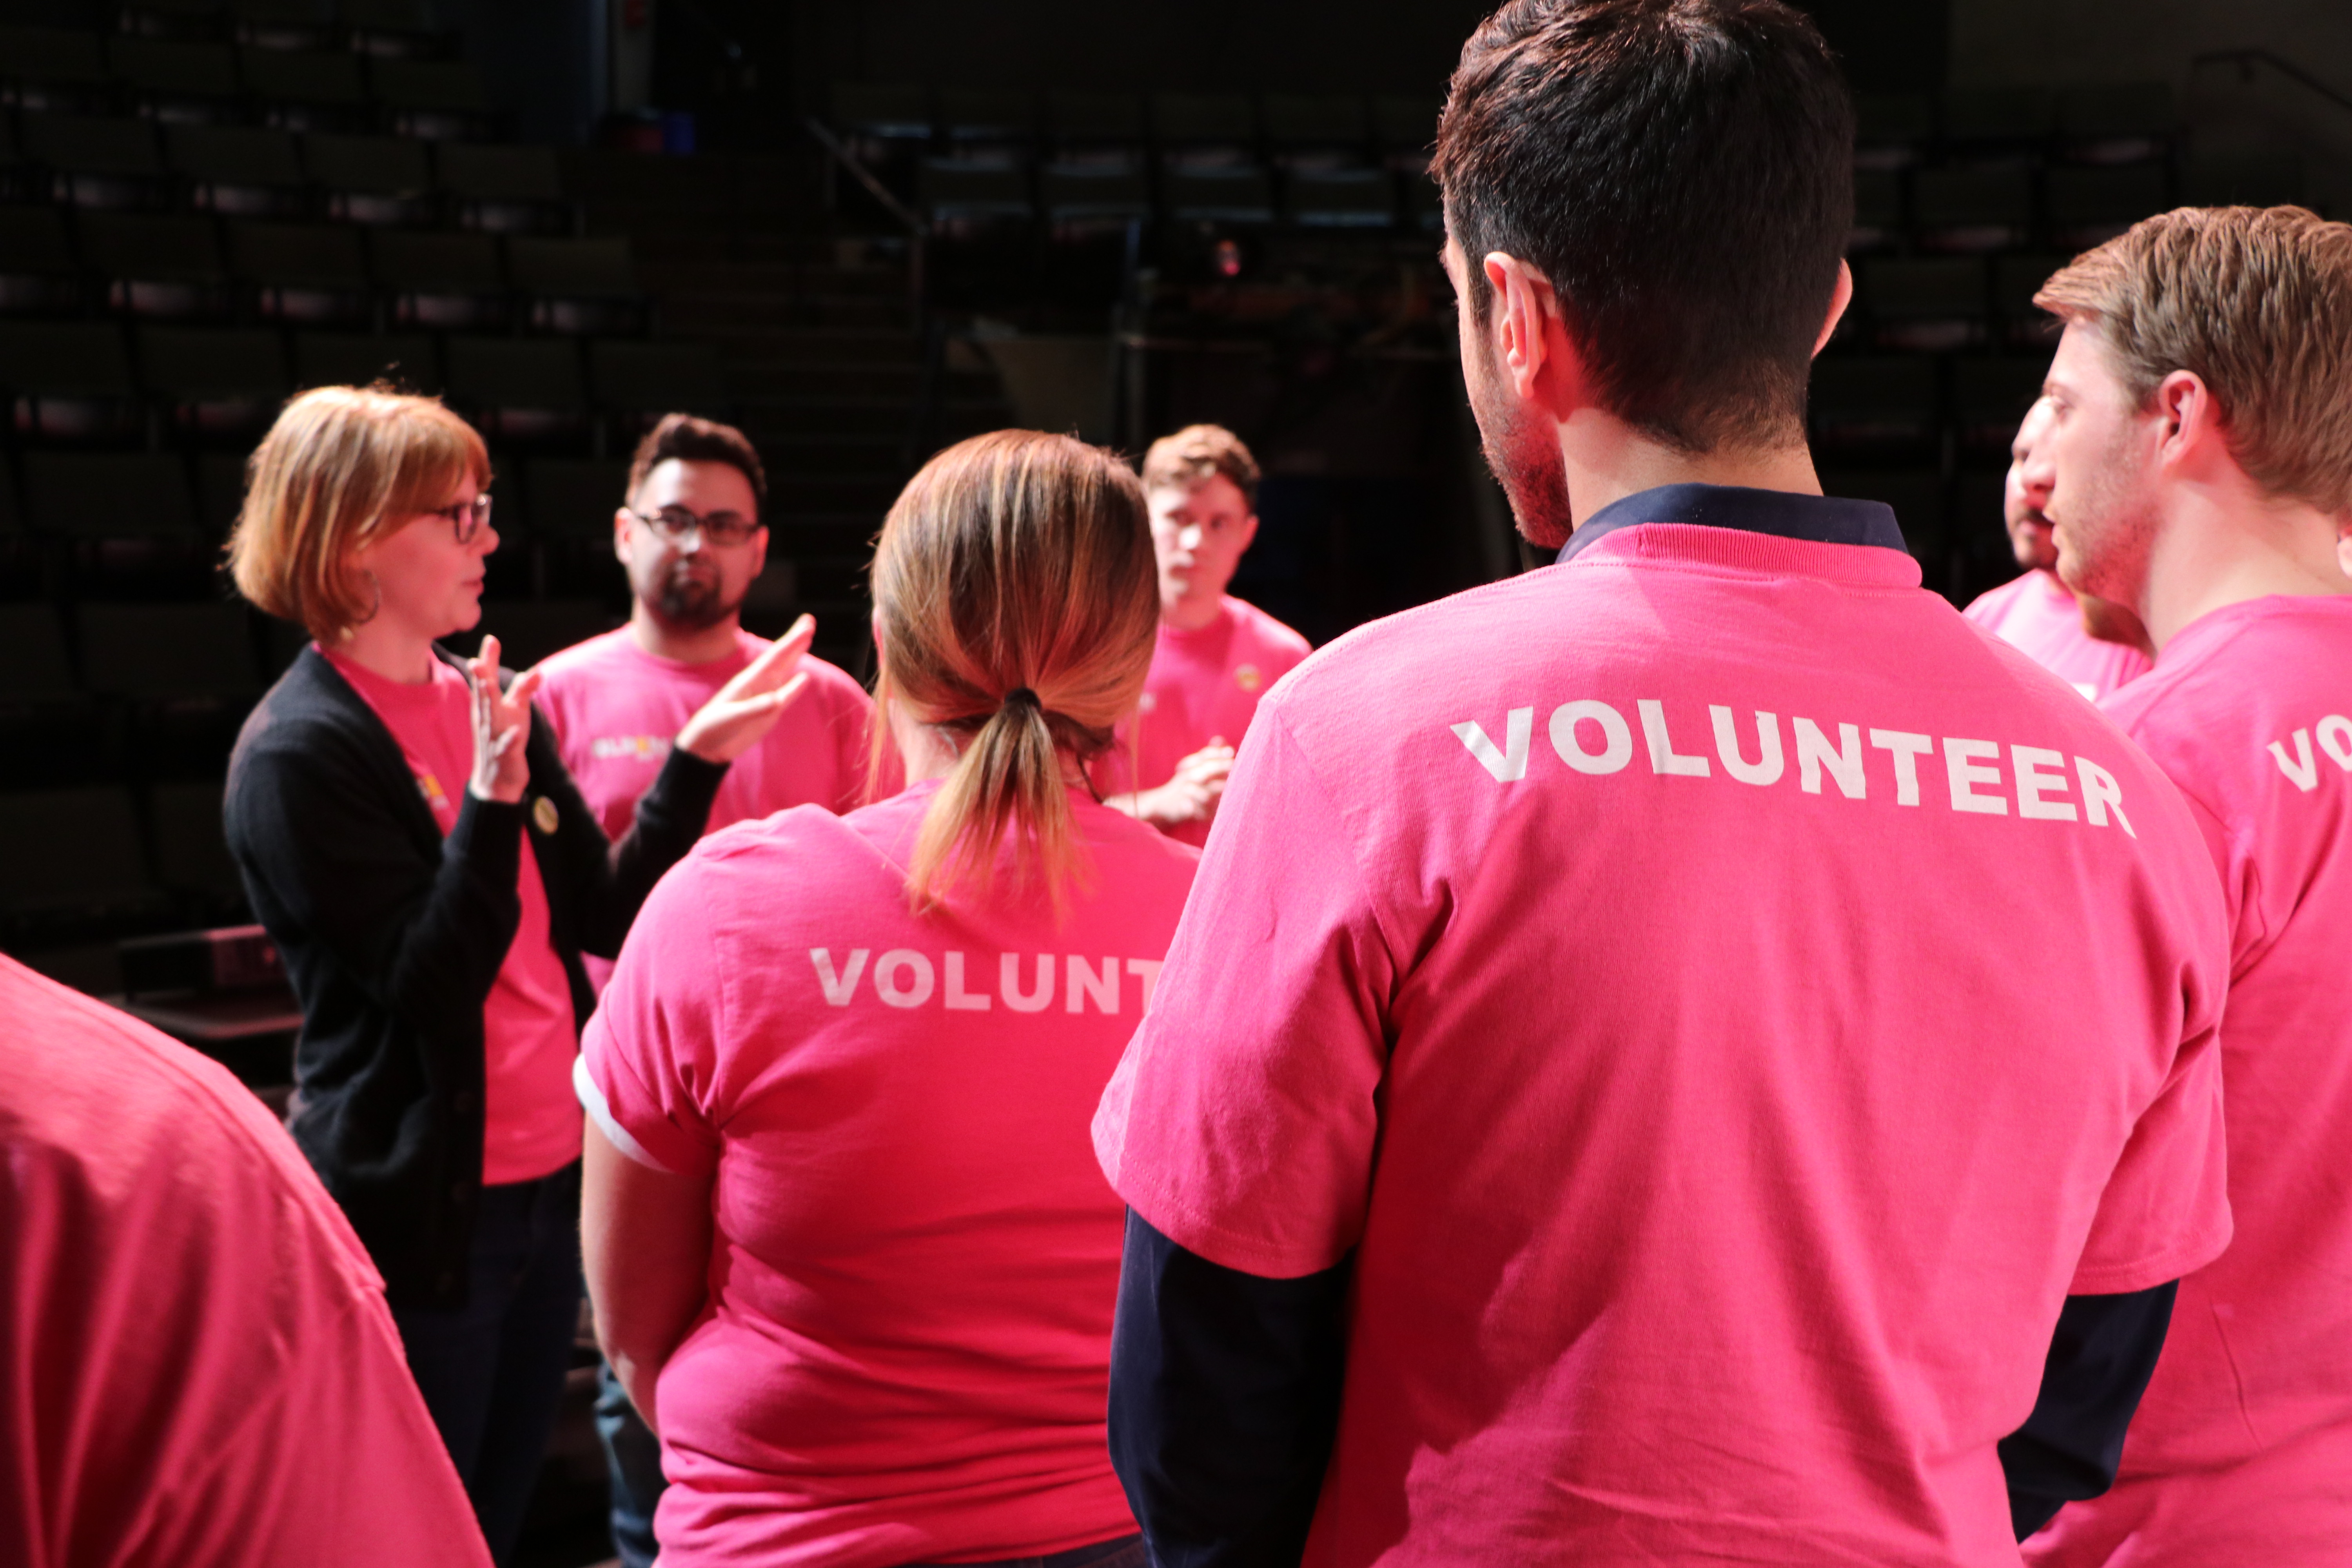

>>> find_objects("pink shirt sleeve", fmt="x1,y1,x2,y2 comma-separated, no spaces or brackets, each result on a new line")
1094,706,1396,1278
579,854,729,1179
2067,1005,2232,1295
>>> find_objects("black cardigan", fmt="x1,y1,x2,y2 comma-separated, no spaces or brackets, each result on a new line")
223,644,724,1309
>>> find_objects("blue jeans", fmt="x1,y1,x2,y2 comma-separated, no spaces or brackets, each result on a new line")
392,1162,584,1568
899,1535,1146,1568
595,1359,666,1568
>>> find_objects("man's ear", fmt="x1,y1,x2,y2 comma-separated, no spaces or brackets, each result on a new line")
1813,259,1854,357
1236,512,1259,553
1482,251,1563,403
2151,369,2220,472
747,524,769,580
612,506,635,566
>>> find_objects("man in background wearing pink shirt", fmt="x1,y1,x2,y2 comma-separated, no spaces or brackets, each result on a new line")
0,953,494,1568
534,413,878,1568
1092,4,2233,1565
2020,207,2352,1566
1096,424,1311,846
1963,397,2151,702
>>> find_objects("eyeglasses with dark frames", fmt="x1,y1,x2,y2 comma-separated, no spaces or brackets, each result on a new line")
429,494,494,546
628,504,762,548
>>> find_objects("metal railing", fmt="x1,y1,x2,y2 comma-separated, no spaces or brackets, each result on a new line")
2192,49,2352,121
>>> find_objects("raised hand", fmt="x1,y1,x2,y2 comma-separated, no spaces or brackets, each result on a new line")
1137,737,1236,828
467,633,543,804
675,614,818,766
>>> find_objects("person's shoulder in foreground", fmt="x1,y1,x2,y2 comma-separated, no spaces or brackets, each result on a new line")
0,953,491,1568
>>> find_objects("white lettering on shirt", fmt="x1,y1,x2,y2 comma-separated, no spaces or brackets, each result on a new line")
1126,958,1165,1013
874,949,935,1008
1001,953,1053,1013
1444,702,2139,837
1870,730,1934,807
944,951,992,1011
1067,956,1118,1013
1711,707,1784,787
1453,708,1532,782
2270,728,2319,792
2319,715,2352,771
2012,746,2078,822
1943,738,2009,815
1794,719,1865,799
1640,699,1710,777
2076,758,2135,838
1550,701,1633,775
590,734,670,762
811,947,869,1006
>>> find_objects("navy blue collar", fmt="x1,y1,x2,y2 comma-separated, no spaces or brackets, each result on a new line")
1556,483,1908,564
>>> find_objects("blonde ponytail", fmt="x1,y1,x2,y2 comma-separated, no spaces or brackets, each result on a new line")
872,432,1156,914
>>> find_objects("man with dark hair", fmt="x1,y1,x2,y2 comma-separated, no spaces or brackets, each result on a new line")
1091,3,2231,1563
535,413,884,1568
2017,204,2352,1566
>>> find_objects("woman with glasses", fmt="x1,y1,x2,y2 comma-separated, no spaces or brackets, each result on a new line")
221,386,805,1565
577,430,1200,1568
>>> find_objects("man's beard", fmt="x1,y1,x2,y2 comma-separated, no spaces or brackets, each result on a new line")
2052,426,2155,611
649,566,736,631
1466,350,1573,550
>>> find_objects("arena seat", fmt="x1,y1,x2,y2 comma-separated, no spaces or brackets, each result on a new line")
303,132,436,226
108,35,240,123
587,339,728,431
521,456,627,544
2046,163,2171,250
137,325,290,444
0,603,77,704
0,786,169,937
2055,83,2174,165
1372,95,1439,167
937,88,1036,156
1286,169,1393,229
1163,166,1274,225
166,123,309,217
508,236,644,336
238,46,367,132
1152,92,1257,163
1045,91,1146,165
1809,357,1941,463
1263,94,1370,167
78,601,260,700
917,160,1033,224
1991,254,2066,347
0,320,141,444
1939,86,2054,163
435,143,570,235
445,334,588,446
369,57,492,141
147,778,245,909
20,112,170,208
194,450,247,536
1911,165,2033,254
77,210,236,321
1040,165,1150,229
292,328,441,393
1853,92,1933,172
343,0,450,61
1952,356,2051,462
2183,152,2304,208
0,24,111,113
1861,256,1988,353
1848,169,1904,253
230,0,334,54
227,218,371,325
23,452,199,539
370,227,508,330
0,206,83,316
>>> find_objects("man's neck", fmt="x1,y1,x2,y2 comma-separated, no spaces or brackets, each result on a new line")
1560,410,1824,532
1161,592,1225,633
629,603,741,664
2138,478,2350,652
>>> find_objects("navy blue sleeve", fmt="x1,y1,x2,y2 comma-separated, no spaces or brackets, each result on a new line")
2000,1281,2178,1539
1107,1210,1349,1568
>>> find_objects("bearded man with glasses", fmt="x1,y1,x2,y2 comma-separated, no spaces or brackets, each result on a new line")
534,413,891,1568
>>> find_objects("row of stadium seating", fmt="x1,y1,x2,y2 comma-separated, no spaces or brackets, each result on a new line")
1,212,642,329
2,115,571,225
2,24,492,138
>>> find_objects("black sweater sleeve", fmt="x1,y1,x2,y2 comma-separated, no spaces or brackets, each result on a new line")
1107,1210,1350,1568
227,719,528,1045
2000,1281,2179,1539
524,708,727,960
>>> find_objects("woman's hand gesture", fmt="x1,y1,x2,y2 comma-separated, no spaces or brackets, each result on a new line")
467,634,543,804
675,614,817,766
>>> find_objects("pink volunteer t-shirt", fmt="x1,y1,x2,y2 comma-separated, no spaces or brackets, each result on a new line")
536,627,887,989
579,782,1199,1568
325,648,581,1185
1094,519,2231,1567
2029,595,2352,1567
0,953,493,1568
1963,568,2150,702
1093,594,1312,846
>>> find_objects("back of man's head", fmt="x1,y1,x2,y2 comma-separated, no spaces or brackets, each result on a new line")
2036,205,2352,517
1434,0,1853,455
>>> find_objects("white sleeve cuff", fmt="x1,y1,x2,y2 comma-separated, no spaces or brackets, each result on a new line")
573,1054,673,1174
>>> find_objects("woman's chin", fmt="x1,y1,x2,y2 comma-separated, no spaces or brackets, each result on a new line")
446,597,485,636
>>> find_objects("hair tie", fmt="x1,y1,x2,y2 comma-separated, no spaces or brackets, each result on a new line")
1003,686,1041,711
